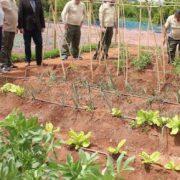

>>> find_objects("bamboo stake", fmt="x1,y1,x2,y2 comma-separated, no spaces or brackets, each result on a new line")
117,1,120,76
159,5,166,83
51,5,66,79
53,0,57,49
87,1,94,81
138,1,142,60
147,5,161,92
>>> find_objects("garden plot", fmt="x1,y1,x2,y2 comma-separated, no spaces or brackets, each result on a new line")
0,48,179,180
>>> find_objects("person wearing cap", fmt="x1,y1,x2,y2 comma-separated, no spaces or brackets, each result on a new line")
93,0,118,60
0,0,18,72
61,0,86,60
164,10,180,63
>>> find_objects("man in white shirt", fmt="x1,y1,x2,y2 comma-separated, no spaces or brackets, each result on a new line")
164,10,180,63
61,0,86,60
93,0,118,60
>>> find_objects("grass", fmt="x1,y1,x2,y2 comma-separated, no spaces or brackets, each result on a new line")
12,44,97,63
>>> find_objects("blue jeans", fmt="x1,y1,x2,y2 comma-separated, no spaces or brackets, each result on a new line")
23,30,43,65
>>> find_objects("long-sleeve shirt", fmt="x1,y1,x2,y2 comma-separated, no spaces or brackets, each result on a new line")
165,15,180,40
1,0,18,32
99,2,117,28
61,0,86,26
0,4,4,26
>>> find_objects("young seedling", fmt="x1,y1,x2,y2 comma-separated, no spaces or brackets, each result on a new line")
107,139,127,155
66,129,92,150
111,108,122,118
1,83,25,97
102,153,135,179
164,161,180,171
139,151,161,166
134,110,161,127
166,115,180,135
172,57,180,75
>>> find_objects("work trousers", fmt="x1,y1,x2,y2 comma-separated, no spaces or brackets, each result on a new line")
61,24,81,58
0,31,15,67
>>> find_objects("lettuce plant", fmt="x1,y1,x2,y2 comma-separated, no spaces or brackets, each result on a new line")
66,129,91,150
1,83,25,97
166,115,180,135
111,108,122,118
164,161,180,171
135,110,160,127
107,139,127,155
139,151,161,165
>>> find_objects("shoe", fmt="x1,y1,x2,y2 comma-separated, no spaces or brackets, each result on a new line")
74,56,83,60
0,66,11,73
61,55,68,61
93,54,98,60
25,62,31,67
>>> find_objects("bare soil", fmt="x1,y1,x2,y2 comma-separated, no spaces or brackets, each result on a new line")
0,47,179,180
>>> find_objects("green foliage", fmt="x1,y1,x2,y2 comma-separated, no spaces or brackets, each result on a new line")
1,83,25,97
166,115,180,135
0,111,62,179
111,108,122,118
12,44,97,63
164,161,180,171
107,139,127,155
102,153,135,179
59,150,102,180
135,110,161,127
139,151,161,165
66,129,91,150
84,103,95,112
114,59,125,72
132,52,152,71
172,57,180,75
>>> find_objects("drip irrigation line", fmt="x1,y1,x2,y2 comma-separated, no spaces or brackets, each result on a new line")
77,83,180,106
81,147,108,156
33,97,86,110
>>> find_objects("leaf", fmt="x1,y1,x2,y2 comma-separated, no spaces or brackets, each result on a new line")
164,161,175,170
107,147,117,154
150,152,160,162
117,139,126,149
117,153,125,174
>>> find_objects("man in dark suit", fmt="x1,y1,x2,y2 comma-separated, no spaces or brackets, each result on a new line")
18,0,45,66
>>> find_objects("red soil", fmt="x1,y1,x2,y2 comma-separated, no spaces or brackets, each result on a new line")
0,48,179,180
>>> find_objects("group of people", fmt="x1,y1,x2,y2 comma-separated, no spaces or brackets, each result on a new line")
0,0,179,73
0,0,45,72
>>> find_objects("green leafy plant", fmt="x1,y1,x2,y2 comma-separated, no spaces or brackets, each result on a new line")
132,52,152,71
176,90,180,103
166,115,180,135
111,108,122,118
164,161,180,171
59,150,102,180
102,153,135,179
134,110,161,127
0,111,62,179
172,57,180,75
1,83,25,97
107,139,127,155
66,129,91,150
139,151,161,165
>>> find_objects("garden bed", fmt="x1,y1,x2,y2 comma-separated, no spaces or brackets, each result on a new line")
0,48,179,179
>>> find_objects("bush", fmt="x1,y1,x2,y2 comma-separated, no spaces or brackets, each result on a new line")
132,52,152,70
